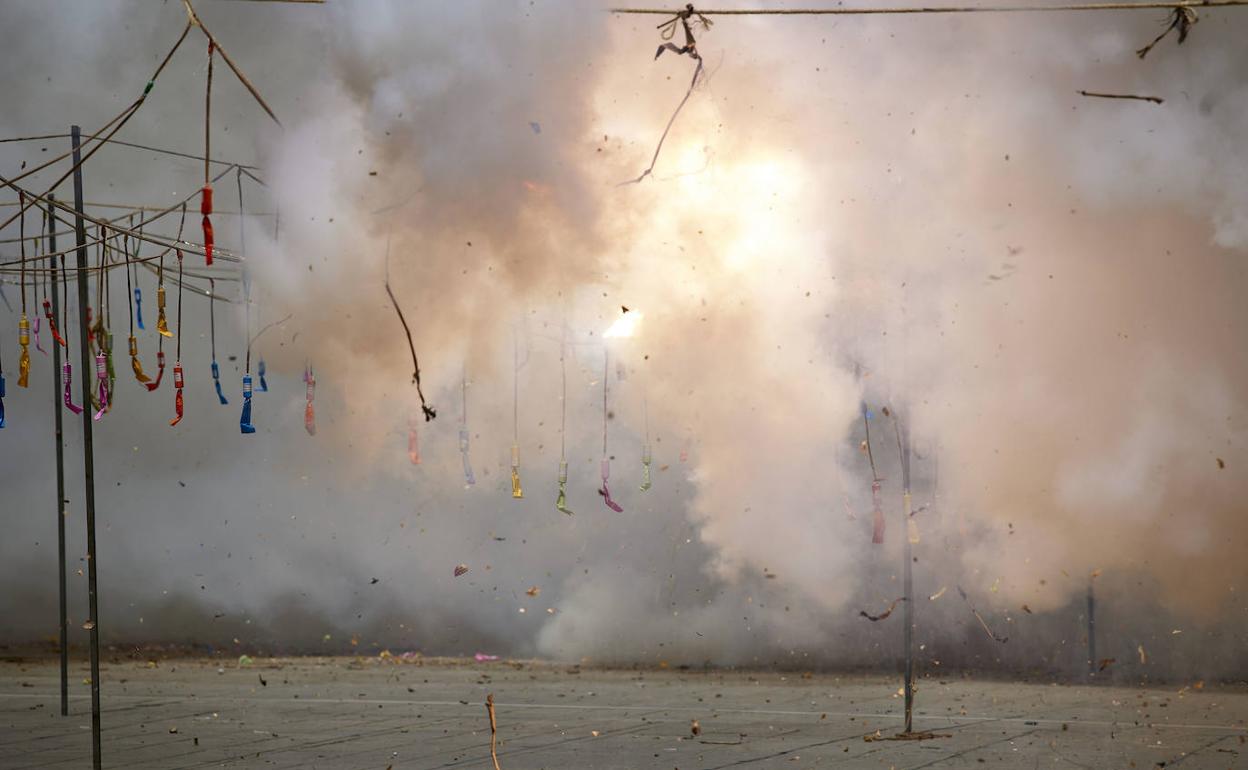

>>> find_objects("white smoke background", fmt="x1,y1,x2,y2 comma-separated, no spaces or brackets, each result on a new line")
0,0,1245,679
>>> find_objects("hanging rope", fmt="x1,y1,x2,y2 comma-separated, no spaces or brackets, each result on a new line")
622,4,708,184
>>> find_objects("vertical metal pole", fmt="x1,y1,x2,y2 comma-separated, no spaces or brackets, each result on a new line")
1087,580,1096,676
901,417,914,734
48,196,69,717
70,125,103,770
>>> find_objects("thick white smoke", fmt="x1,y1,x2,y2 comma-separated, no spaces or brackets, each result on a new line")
0,1,1244,679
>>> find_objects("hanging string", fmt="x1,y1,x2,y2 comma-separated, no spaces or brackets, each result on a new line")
511,325,524,499
556,325,573,515
640,394,653,491
42,208,64,347
459,369,475,486
599,348,624,512
17,191,30,388
201,40,216,266
860,394,885,545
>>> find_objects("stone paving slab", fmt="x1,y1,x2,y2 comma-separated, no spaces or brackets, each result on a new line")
1,657,1245,768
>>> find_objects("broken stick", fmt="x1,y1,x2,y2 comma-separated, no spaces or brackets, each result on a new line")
486,693,502,770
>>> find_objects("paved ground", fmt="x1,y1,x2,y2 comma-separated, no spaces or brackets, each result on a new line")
1,656,1245,769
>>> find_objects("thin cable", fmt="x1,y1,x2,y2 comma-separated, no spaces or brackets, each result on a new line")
18,192,27,315
174,209,186,362
205,41,214,186
610,1,1248,17
184,0,283,127
0,162,245,263
0,20,193,230
0,134,262,170
603,349,609,456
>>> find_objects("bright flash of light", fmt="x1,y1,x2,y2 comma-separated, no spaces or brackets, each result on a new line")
604,311,643,339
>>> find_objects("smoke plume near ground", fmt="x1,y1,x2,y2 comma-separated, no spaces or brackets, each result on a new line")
0,1,1245,681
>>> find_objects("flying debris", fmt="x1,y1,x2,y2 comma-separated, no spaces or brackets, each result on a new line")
383,236,435,421
860,597,905,622
956,586,1008,643
454,564,469,577
1136,6,1198,59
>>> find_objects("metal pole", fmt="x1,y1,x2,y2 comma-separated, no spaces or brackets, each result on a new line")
1087,580,1096,677
48,196,69,717
70,125,103,770
901,416,914,734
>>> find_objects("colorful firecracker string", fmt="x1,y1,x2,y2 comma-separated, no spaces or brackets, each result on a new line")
201,40,215,266
238,168,255,434
169,206,187,426
131,216,146,331
124,216,150,383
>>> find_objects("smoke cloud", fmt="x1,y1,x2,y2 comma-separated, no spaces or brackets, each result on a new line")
0,0,1245,681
